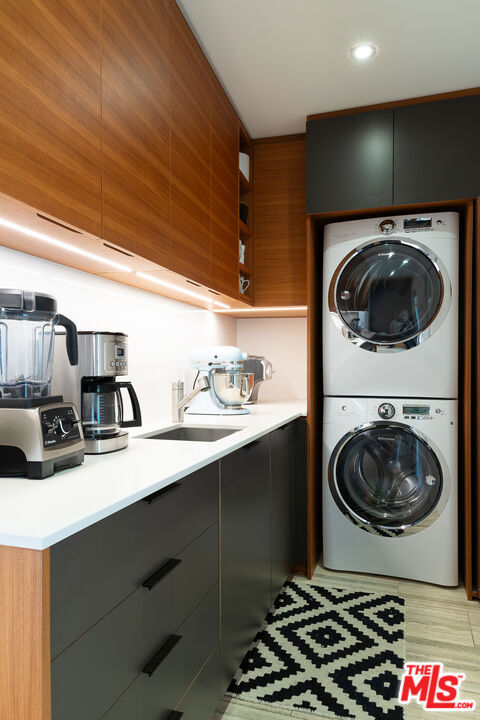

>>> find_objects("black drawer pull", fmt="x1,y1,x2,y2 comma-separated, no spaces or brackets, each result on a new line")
279,422,291,430
143,482,182,504
142,558,181,591
166,712,183,720
142,634,182,677
244,439,260,450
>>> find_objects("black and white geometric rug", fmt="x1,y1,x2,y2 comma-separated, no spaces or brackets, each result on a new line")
228,580,405,719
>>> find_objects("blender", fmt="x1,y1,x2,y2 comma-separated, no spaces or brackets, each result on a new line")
0,289,85,478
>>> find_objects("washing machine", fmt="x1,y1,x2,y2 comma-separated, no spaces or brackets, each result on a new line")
323,396,458,586
323,212,459,398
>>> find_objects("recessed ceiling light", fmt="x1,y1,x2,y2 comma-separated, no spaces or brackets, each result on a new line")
349,42,377,61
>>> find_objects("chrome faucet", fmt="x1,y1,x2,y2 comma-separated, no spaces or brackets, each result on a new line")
172,376,210,422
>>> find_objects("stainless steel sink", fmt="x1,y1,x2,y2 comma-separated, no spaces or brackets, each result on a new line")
139,425,243,442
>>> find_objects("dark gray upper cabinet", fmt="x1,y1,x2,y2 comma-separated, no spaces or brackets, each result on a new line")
394,95,480,205
306,109,394,213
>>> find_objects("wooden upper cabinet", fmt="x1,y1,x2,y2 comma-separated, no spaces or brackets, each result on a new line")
101,0,171,267
0,0,102,236
254,138,307,306
306,110,393,214
210,77,238,298
170,2,212,287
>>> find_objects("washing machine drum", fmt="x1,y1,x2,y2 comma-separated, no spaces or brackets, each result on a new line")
330,239,450,352
329,422,446,536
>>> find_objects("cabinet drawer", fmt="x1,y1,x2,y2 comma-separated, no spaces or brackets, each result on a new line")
101,587,219,720
52,524,219,720
51,462,219,657
175,649,220,720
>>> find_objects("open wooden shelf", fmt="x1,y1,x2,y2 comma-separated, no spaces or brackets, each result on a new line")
239,219,251,237
239,169,251,193
239,262,252,275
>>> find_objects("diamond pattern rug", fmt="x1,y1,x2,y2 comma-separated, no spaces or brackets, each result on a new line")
227,580,405,719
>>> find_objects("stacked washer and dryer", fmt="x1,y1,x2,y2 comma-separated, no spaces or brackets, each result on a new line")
322,213,459,586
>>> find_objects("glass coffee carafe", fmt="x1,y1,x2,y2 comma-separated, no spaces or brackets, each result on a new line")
81,378,142,440
0,289,78,400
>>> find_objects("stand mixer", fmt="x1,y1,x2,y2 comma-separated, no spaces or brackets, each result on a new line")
185,346,254,415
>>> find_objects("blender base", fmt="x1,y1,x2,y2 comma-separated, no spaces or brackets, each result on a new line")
85,431,129,455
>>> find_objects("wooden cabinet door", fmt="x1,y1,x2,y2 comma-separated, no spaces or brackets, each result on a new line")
271,423,295,601
306,110,394,213
220,437,271,692
394,95,480,205
254,137,306,305
0,0,102,235
170,2,212,286
101,0,170,266
211,76,238,297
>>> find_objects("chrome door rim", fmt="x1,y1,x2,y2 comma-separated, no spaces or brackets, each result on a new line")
328,421,451,537
328,237,452,352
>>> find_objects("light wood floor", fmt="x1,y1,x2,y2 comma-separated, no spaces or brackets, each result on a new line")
213,564,480,720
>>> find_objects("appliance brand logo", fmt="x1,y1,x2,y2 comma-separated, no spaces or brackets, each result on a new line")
399,663,476,711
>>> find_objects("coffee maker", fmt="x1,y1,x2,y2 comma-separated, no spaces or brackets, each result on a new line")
0,289,85,479
53,331,142,454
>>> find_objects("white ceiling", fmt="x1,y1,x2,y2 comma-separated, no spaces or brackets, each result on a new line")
177,0,480,138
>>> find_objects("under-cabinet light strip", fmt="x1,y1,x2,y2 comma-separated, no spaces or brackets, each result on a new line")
0,217,133,272
135,272,230,308
214,305,308,313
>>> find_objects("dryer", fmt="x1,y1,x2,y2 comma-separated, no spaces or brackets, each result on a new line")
323,212,459,398
323,396,457,586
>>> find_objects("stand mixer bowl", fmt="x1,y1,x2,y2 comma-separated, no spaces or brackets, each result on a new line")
211,371,254,409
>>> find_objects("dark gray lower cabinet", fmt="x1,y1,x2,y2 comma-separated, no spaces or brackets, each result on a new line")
51,524,218,720
271,422,296,600
49,422,300,719
220,435,271,692
175,649,220,720
99,587,218,720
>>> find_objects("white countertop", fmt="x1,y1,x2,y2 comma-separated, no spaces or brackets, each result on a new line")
0,401,306,550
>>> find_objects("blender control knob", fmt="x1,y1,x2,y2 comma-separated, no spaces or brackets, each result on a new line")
378,402,395,420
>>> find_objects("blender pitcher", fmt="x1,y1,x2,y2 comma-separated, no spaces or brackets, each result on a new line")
0,289,78,399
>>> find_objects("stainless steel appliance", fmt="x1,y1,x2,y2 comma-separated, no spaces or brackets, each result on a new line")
243,355,273,403
185,346,254,415
0,289,85,479
53,331,141,454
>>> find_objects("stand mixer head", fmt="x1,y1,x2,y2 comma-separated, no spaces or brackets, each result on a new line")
186,346,254,415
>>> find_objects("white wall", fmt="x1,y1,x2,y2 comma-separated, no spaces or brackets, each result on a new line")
0,246,236,424
236,318,307,400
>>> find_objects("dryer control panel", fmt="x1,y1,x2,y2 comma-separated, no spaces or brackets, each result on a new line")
323,397,457,428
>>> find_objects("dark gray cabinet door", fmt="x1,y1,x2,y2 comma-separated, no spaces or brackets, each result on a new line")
294,418,308,567
306,109,393,213
175,649,220,720
394,95,480,205
271,423,295,601
220,436,271,691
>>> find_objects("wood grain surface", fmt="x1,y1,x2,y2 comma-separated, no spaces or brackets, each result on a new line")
0,0,102,236
170,0,212,286
211,74,238,298
0,547,51,720
101,0,171,267
253,137,306,306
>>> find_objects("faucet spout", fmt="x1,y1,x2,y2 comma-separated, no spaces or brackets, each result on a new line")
172,376,210,422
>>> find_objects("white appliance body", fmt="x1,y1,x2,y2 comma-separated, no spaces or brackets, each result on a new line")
185,345,251,416
323,397,458,586
323,212,459,398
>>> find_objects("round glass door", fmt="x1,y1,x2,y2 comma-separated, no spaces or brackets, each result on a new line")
331,239,448,351
329,423,444,536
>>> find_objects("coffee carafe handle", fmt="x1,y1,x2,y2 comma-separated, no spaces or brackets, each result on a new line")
116,381,142,428
56,314,78,366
